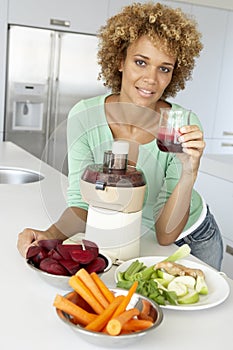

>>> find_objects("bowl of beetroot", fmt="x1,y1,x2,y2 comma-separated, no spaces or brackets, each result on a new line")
26,238,112,290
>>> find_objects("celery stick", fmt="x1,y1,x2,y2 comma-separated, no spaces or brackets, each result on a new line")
162,244,191,262
124,260,145,280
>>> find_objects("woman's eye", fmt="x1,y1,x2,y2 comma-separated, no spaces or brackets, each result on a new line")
135,59,146,66
160,66,171,73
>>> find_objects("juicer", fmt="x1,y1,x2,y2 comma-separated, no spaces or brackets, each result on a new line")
80,141,146,261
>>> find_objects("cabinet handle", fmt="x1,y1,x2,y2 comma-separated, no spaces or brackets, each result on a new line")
221,142,233,147
50,18,70,27
223,131,233,136
226,245,233,256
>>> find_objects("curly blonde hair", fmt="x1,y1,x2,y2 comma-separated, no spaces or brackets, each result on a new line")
97,2,203,98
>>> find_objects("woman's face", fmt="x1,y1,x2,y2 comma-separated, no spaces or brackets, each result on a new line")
119,36,176,110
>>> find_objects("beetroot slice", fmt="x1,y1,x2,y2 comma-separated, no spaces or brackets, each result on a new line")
39,258,69,275
26,245,41,259
70,249,95,264
59,259,80,275
30,248,48,266
82,239,99,258
85,257,107,274
48,248,63,260
56,244,83,260
38,239,63,251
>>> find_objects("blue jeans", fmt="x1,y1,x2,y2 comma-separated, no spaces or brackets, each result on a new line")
175,206,223,271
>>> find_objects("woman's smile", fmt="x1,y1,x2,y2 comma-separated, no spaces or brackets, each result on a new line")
119,36,176,110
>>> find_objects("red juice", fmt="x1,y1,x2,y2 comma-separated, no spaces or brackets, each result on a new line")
157,128,183,153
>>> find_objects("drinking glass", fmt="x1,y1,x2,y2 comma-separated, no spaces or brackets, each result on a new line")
156,108,191,153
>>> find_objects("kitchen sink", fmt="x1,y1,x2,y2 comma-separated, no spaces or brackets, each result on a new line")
0,167,44,184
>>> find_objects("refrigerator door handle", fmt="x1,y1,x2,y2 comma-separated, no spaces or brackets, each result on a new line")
45,32,62,167
50,32,62,167
44,31,56,163
50,19,70,28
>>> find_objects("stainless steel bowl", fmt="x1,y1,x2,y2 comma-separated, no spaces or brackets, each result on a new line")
27,252,112,290
55,288,163,347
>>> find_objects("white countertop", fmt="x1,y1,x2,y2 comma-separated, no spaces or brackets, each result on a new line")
199,153,233,182
0,142,232,350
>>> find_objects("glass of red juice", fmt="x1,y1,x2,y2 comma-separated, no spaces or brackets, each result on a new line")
156,108,191,153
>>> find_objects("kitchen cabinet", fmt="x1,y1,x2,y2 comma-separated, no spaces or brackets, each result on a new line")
211,11,233,153
195,171,233,279
205,139,233,154
222,236,233,280
169,5,228,140
8,0,109,34
171,0,233,11
108,0,191,17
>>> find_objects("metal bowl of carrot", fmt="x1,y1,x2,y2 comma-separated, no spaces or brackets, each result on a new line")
54,269,163,347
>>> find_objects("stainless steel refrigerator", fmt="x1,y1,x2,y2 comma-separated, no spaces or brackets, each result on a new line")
4,25,107,174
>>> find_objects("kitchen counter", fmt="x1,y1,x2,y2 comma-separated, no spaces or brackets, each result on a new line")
0,141,232,350
199,153,233,183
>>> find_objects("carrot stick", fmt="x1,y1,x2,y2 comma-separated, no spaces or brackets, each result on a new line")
106,308,140,336
53,294,97,326
122,319,153,332
138,299,154,322
85,295,125,332
76,268,109,308
112,281,138,318
90,272,115,303
69,275,104,315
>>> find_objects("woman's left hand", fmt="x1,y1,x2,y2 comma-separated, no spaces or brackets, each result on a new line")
177,124,205,178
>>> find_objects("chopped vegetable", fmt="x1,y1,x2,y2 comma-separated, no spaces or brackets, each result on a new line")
195,275,208,295
162,244,191,262
122,319,153,332
116,261,177,305
70,249,95,264
85,257,107,274
116,246,209,306
85,295,124,332
177,290,200,304
53,294,97,326
169,276,196,290
27,238,107,276
90,272,115,303
167,280,188,297
39,257,69,275
76,268,109,309
69,275,105,315
106,308,140,335
138,299,154,322
54,271,154,336
112,281,138,317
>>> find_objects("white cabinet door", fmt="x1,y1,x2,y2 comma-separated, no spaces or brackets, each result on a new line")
195,172,233,242
171,6,228,139
8,0,109,34
213,11,233,140
108,0,191,20
205,139,233,154
195,172,233,276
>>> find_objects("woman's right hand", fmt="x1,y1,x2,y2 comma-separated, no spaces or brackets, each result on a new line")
17,228,61,258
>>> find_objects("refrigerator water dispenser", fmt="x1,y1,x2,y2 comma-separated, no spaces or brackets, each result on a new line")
12,82,45,131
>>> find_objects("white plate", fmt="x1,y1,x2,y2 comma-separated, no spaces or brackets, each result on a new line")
114,256,230,310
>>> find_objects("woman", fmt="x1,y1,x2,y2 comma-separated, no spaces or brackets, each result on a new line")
17,2,223,270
